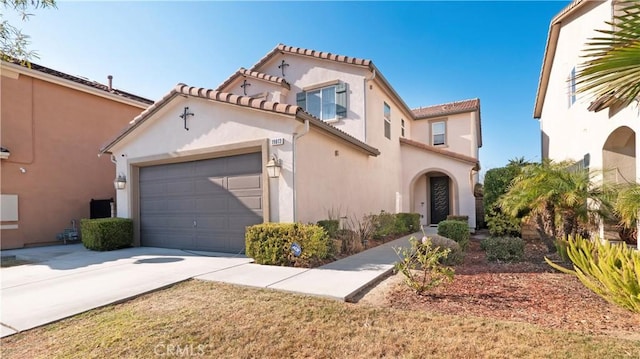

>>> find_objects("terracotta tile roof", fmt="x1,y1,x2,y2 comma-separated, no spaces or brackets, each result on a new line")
2,59,153,105
249,44,372,72
100,83,379,157
400,138,479,169
216,67,290,92
412,98,480,119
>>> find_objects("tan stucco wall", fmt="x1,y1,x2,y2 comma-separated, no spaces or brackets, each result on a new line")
1,72,146,249
411,112,478,159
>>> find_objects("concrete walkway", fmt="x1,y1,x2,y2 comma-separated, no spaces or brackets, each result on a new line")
0,228,434,338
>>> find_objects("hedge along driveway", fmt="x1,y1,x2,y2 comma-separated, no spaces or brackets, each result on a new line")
0,246,252,337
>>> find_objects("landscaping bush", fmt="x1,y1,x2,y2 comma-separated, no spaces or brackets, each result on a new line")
480,237,525,262
486,206,522,237
80,218,133,251
396,213,421,233
446,215,469,223
245,223,332,267
430,235,464,265
554,237,571,262
484,164,523,237
317,219,339,238
545,236,640,313
394,236,454,294
437,220,470,251
371,211,397,239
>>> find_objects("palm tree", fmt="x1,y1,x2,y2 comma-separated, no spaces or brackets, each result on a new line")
575,1,640,108
499,160,612,251
615,183,640,248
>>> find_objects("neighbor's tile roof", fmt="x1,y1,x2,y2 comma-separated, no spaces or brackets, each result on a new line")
216,67,290,91
3,59,153,105
100,83,379,157
249,44,372,72
412,98,480,119
400,138,479,169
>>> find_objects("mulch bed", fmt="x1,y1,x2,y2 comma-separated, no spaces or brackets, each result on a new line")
387,231,640,340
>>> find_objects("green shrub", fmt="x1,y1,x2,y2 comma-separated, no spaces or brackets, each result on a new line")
554,238,571,262
80,218,133,251
446,215,469,223
481,237,525,262
545,236,640,313
371,211,397,239
484,165,522,210
317,219,339,238
245,223,332,267
396,213,421,233
394,236,454,294
486,206,521,237
429,235,464,265
437,220,470,251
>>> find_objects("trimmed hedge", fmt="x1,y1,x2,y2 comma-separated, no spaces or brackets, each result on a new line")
396,213,421,233
446,215,469,223
437,220,470,251
80,218,133,251
481,236,525,262
246,223,332,267
317,219,339,238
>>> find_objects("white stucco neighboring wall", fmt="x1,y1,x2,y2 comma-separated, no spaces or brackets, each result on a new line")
109,96,302,222
539,0,640,182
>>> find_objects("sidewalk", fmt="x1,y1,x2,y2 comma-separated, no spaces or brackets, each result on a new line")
0,228,434,338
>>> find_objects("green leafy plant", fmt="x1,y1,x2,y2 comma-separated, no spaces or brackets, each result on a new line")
245,223,332,267
545,236,640,313
554,237,571,262
394,236,454,294
371,210,397,239
446,215,469,223
80,218,133,251
396,213,421,233
486,206,522,237
437,220,470,251
480,237,525,262
317,219,339,238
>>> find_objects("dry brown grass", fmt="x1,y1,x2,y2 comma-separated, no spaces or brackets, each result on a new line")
1,280,639,358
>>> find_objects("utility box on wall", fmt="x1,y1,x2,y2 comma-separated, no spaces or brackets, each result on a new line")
1,194,19,229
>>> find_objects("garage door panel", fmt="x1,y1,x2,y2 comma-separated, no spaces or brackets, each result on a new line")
140,152,263,252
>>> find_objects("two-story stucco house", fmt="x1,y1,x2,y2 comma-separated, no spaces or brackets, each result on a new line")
535,0,639,184
100,44,482,253
1,60,153,249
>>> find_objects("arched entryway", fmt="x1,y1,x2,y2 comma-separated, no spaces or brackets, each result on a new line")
603,126,636,184
409,170,459,227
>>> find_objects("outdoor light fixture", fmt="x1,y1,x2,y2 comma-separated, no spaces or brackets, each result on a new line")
266,155,282,178
114,173,127,190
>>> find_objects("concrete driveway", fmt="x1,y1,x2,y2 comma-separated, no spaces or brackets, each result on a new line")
0,245,252,338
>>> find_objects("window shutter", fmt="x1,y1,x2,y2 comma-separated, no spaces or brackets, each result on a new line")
296,91,306,110
336,82,347,118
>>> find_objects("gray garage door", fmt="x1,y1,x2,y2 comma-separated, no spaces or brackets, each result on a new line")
139,152,263,253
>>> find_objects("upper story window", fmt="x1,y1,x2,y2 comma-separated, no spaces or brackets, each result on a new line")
384,102,391,139
568,67,576,107
401,119,405,137
296,82,347,121
432,121,446,146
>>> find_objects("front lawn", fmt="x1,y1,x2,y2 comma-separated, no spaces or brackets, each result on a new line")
1,280,638,358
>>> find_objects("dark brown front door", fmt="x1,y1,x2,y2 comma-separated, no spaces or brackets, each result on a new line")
430,176,450,224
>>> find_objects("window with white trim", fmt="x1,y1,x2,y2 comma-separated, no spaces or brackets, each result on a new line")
384,102,391,139
296,82,347,121
432,121,446,146
568,67,576,107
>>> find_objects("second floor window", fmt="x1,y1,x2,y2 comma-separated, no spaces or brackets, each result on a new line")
296,82,347,121
384,102,391,139
432,121,446,146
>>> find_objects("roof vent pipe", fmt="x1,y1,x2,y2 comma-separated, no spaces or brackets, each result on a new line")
108,75,113,91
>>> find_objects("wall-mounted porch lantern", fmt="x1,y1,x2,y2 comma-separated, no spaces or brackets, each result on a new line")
266,155,282,178
114,173,127,190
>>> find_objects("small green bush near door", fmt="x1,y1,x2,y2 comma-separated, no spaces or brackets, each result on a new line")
396,213,421,233
80,218,133,251
246,223,332,267
437,220,470,251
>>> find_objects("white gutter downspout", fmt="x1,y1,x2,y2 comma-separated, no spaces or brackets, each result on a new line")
363,69,376,142
292,119,310,222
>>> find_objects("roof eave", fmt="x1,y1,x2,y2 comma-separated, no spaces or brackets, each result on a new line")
297,112,380,157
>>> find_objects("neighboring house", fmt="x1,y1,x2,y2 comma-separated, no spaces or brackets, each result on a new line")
1,60,152,249
100,44,482,253
534,0,639,238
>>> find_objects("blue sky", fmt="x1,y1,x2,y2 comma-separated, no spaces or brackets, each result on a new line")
7,1,570,177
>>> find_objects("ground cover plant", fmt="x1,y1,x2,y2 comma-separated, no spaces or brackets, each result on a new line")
2,279,639,359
